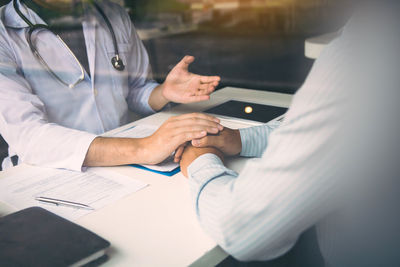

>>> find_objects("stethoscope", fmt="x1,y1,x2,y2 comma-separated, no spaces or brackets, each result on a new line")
13,0,125,85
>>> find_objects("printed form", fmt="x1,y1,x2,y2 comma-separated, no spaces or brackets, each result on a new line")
0,167,147,220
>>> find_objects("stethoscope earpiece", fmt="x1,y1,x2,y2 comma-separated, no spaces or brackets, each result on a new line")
111,55,125,71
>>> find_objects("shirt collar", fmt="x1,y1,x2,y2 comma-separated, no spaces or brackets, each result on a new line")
3,0,47,28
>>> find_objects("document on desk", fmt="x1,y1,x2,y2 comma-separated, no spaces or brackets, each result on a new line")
0,167,148,221
113,125,179,173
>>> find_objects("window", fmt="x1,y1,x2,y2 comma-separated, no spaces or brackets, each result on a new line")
0,0,352,94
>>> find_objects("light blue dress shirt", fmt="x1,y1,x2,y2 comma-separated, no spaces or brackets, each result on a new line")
0,0,158,171
187,3,400,266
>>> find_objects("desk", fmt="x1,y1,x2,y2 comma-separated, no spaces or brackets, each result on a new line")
0,87,293,267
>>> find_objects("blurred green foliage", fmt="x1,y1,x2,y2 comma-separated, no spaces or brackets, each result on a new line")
126,0,189,21
0,0,10,6
1,0,84,22
0,0,189,22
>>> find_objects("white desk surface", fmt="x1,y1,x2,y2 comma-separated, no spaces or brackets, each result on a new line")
305,32,339,59
0,87,293,267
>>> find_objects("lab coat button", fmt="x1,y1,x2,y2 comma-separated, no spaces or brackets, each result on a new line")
94,89,98,96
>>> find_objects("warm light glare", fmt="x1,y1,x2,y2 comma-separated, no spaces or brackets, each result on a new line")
244,106,253,114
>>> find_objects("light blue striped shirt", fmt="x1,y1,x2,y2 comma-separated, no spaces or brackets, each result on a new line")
187,2,400,266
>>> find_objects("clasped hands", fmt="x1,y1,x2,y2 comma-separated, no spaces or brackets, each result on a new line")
140,113,240,174
177,126,242,178
141,112,241,178
145,55,242,176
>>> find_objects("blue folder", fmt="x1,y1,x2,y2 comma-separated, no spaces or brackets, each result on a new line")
130,164,181,177
116,126,180,176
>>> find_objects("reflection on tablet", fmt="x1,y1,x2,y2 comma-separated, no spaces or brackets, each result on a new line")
205,100,287,123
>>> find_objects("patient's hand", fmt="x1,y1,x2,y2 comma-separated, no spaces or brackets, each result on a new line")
180,145,224,178
191,128,242,156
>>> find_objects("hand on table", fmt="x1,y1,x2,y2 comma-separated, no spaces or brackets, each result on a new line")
180,145,224,178
162,56,221,103
140,113,223,165
177,127,241,177
174,127,241,169
191,127,242,156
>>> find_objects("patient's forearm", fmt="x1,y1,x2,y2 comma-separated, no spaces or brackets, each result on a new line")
83,137,145,167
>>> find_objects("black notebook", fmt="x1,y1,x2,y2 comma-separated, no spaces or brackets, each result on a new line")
0,207,110,267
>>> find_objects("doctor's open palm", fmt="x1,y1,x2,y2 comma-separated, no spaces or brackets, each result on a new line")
162,56,221,103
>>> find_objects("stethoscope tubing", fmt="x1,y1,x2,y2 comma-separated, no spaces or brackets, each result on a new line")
13,0,125,72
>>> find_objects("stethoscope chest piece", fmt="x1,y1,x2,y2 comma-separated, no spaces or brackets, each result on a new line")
111,55,125,71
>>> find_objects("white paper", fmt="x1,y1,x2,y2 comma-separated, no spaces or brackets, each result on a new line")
141,157,179,172
113,125,179,172
0,167,148,220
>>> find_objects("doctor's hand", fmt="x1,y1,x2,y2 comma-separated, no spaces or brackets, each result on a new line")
162,56,220,103
140,113,223,165
180,145,224,178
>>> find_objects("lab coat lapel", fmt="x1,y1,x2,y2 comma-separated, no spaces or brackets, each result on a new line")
3,0,46,28
82,17,97,89
82,0,97,88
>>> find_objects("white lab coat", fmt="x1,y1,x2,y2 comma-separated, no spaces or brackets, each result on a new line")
0,0,159,171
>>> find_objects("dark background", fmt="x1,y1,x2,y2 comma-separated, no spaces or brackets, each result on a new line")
135,0,352,93
144,31,314,94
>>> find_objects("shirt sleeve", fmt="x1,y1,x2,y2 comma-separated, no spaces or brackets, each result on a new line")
188,118,344,262
0,41,97,172
187,28,354,262
188,120,281,202
239,120,281,158
187,132,301,262
121,9,159,116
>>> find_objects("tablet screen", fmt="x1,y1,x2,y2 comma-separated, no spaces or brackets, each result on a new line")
205,100,287,123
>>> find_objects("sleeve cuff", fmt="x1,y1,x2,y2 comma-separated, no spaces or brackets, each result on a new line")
140,81,159,116
239,121,281,158
188,153,225,192
74,133,98,172
188,153,224,180
188,153,237,193
239,127,257,157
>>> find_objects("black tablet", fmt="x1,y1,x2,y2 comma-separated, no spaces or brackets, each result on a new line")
205,100,288,123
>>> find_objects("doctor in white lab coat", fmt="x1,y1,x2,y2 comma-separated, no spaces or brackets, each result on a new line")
0,0,222,171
